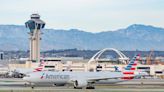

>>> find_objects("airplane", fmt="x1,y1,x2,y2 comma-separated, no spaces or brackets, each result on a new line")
23,54,142,89
11,60,45,78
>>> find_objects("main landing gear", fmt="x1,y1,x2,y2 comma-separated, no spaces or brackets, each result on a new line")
86,86,95,89
86,83,95,89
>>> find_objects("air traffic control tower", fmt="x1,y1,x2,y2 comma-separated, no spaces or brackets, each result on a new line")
25,14,45,62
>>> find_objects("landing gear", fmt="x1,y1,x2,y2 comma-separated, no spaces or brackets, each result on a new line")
73,86,94,89
74,87,82,89
29,82,35,89
86,83,95,89
86,86,95,89
24,83,27,87
31,86,34,89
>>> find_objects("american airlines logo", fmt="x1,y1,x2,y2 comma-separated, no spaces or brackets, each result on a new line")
40,73,45,79
40,73,70,79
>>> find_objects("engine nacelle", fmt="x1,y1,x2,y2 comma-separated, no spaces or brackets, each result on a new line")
74,80,87,88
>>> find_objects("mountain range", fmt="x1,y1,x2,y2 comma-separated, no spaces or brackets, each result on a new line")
0,24,164,51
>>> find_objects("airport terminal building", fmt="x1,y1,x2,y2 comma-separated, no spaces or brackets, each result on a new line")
8,52,164,78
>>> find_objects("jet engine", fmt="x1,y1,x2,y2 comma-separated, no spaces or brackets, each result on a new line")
73,80,87,88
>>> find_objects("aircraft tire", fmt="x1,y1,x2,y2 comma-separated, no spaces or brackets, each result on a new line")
24,83,27,87
74,87,82,89
31,86,34,89
86,86,95,89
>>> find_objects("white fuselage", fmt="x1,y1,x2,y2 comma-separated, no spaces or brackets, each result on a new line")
23,71,124,85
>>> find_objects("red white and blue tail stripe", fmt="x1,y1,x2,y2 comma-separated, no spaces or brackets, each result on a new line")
121,54,140,80
33,59,45,72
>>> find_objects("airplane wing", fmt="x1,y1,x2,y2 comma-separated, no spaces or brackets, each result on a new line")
70,77,120,83
87,76,122,82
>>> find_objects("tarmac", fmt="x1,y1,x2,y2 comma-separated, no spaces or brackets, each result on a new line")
0,78,164,92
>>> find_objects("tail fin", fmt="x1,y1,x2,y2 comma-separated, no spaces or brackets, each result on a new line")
124,54,140,71
121,54,140,80
33,59,45,72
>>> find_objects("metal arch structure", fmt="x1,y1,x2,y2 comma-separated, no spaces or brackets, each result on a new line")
88,48,129,64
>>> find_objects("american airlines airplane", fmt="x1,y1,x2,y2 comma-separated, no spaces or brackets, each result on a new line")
23,54,142,89
11,60,45,78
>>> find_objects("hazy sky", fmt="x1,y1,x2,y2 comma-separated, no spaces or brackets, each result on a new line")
0,0,164,32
